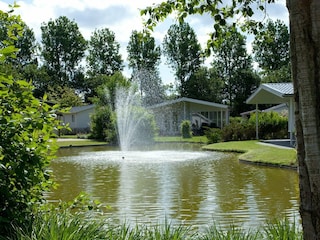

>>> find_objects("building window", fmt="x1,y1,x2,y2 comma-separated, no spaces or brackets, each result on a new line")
72,114,75,122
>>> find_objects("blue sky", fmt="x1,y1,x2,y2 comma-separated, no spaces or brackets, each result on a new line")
0,0,288,85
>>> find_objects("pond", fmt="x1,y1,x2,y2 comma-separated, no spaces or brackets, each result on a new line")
47,143,300,230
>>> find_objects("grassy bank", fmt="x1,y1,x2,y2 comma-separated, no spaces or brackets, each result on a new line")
154,135,207,143
56,135,207,148
56,138,108,148
203,140,297,168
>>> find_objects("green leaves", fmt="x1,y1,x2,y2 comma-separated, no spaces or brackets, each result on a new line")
141,0,275,55
0,10,63,235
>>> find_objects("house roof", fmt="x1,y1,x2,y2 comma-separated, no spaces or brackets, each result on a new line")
246,82,293,104
68,104,95,114
148,97,228,110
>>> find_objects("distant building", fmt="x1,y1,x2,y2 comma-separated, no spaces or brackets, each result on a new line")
59,104,95,134
148,97,229,136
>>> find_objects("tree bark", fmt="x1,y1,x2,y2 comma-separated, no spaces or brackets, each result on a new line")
287,0,320,239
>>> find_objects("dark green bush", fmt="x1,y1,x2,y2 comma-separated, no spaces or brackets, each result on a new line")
221,112,288,142
221,117,256,141
248,112,288,139
0,11,61,236
181,120,192,138
205,128,222,144
89,105,117,143
131,107,158,147
0,78,61,236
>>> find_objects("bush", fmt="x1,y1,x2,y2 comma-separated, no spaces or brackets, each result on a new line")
205,128,222,144
180,120,192,138
221,112,288,142
130,107,158,147
89,105,117,143
0,78,61,236
0,11,62,236
248,112,288,139
221,117,256,141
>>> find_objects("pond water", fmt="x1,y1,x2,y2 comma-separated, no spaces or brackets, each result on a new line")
47,143,300,229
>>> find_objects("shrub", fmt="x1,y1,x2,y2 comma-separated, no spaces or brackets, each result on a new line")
89,105,117,143
205,128,222,144
0,78,61,236
248,112,288,139
0,10,61,236
221,117,256,141
180,120,192,138
221,112,288,142
130,107,158,147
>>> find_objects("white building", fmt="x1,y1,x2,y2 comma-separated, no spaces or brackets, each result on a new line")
149,97,229,136
60,104,95,134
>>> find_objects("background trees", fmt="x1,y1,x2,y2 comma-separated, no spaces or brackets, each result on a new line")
84,28,123,101
163,22,202,97
127,30,164,106
252,19,291,83
211,26,260,116
89,72,129,142
185,66,223,103
86,28,123,77
40,16,87,91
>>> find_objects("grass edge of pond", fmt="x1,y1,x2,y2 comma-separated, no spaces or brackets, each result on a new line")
203,140,297,169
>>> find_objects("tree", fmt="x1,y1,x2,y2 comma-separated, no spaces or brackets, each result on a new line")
0,21,38,67
211,26,259,116
0,10,39,84
163,22,202,97
41,16,87,90
185,66,224,103
86,28,123,77
47,85,83,108
127,30,161,72
252,19,291,82
0,7,61,236
142,1,320,238
127,30,164,105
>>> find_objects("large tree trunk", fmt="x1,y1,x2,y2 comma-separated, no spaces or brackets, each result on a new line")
287,0,320,239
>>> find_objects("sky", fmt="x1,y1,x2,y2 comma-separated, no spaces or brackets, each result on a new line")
0,0,289,85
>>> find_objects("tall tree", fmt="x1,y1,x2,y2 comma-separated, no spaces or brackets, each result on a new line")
127,30,161,72
185,66,223,103
127,30,163,105
142,1,320,238
163,22,202,97
40,16,87,90
212,26,259,116
86,28,123,77
252,19,291,83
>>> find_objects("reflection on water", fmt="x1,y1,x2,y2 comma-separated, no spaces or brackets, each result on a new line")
48,143,300,229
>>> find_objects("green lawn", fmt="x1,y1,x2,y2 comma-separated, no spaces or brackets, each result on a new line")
56,135,207,148
56,139,108,147
203,140,297,168
154,135,208,143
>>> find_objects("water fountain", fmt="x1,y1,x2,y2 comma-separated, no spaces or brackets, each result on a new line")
115,85,158,151
115,85,142,151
